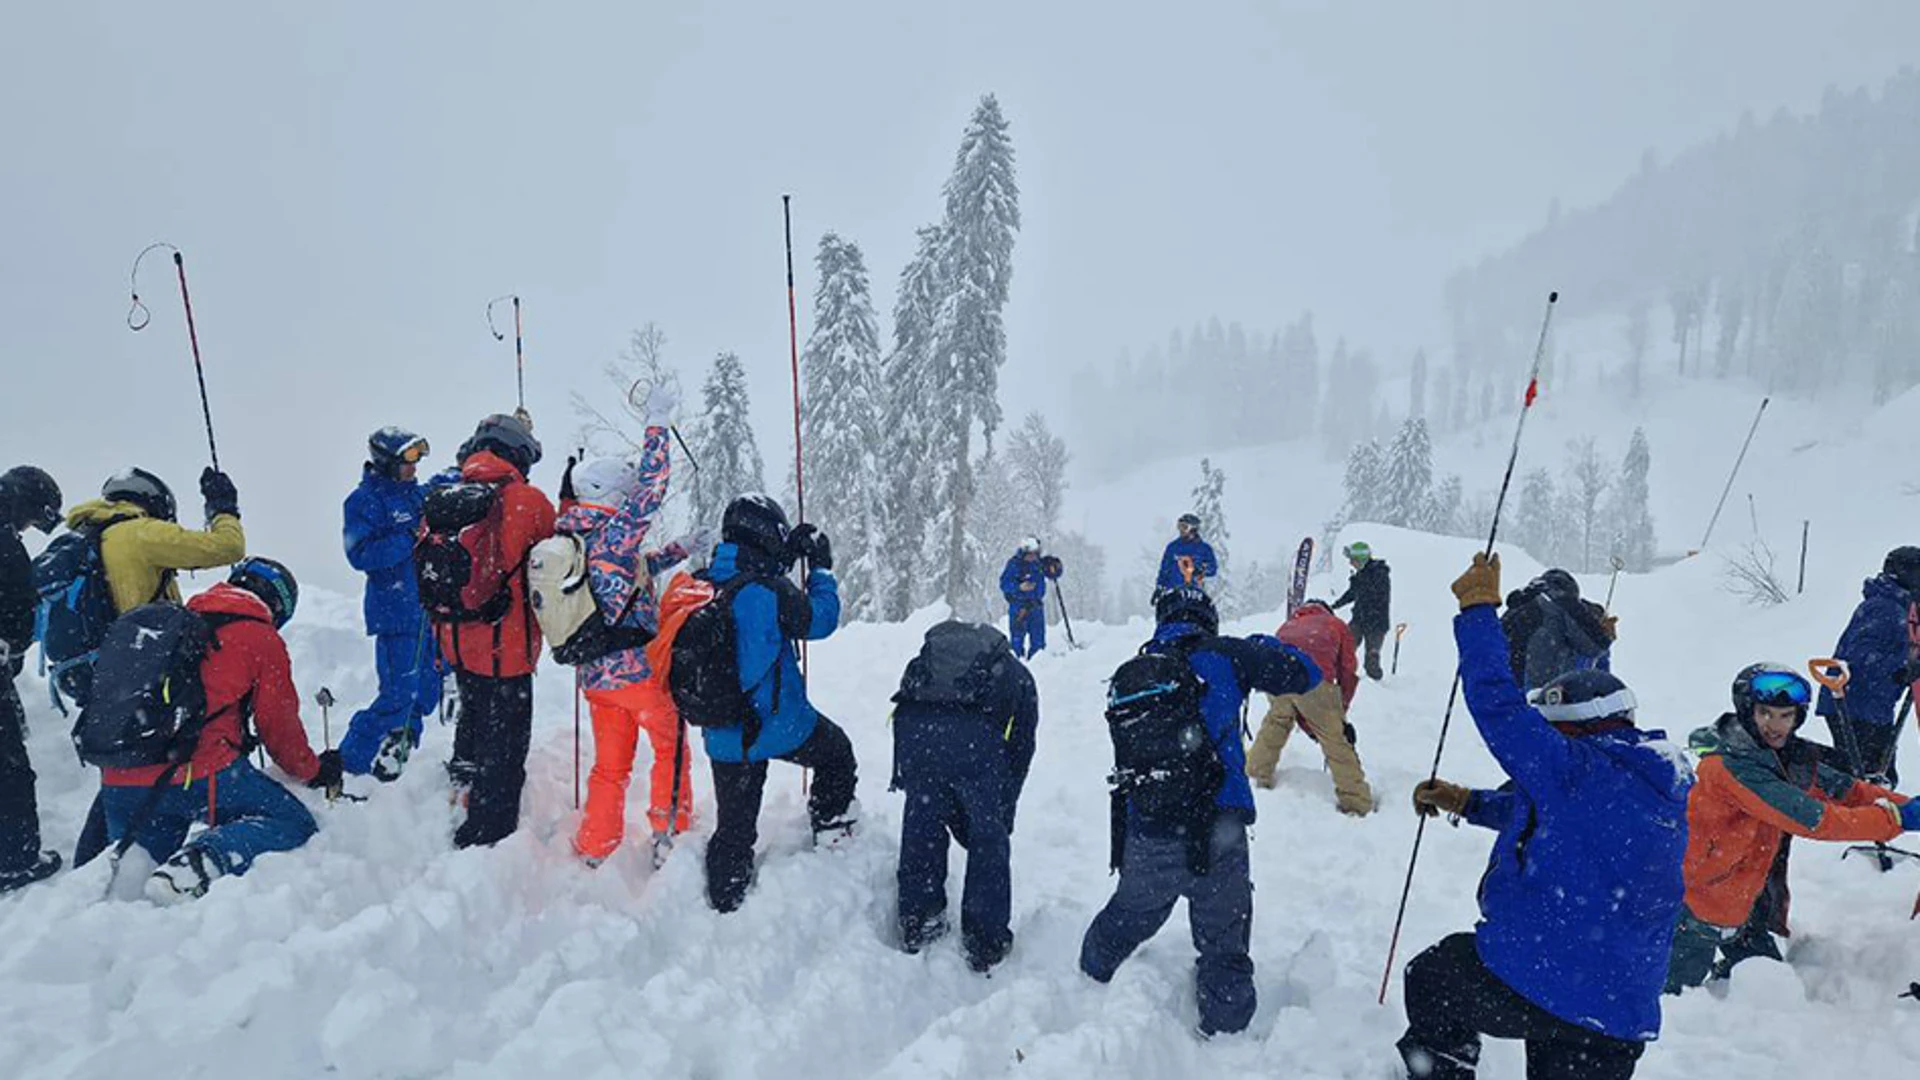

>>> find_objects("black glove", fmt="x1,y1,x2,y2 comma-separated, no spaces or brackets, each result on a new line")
200,467,239,519
558,454,579,503
1892,661,1917,688
309,749,343,794
1041,556,1064,580
789,523,833,572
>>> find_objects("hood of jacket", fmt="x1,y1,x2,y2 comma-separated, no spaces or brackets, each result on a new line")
459,449,527,486
66,499,150,531
187,581,275,624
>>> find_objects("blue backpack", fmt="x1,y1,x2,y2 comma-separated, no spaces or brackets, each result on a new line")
32,528,120,714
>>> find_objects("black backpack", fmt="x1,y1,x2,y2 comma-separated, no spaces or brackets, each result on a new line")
1104,645,1224,872
668,576,765,734
893,621,1011,710
71,604,222,769
414,482,515,623
32,526,121,713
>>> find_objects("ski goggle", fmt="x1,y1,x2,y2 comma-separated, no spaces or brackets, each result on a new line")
397,438,430,464
1748,670,1811,707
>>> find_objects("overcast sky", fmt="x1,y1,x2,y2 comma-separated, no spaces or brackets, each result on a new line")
5,1,1917,592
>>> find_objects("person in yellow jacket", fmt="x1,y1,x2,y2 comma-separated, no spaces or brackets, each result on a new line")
68,465,245,867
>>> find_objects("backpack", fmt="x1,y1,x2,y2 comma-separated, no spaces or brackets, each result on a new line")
528,532,653,667
666,575,766,732
32,527,120,714
414,482,516,624
893,621,1011,710
1103,646,1224,873
71,603,221,769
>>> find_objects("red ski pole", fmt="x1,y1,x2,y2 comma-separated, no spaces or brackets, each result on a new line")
128,243,220,469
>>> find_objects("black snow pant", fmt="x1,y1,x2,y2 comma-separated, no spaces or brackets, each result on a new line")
450,671,533,849
1831,713,1901,786
1079,814,1254,1036
1359,629,1387,681
897,771,1013,967
0,679,45,874
1398,932,1646,1080
706,716,857,913
1664,904,1783,994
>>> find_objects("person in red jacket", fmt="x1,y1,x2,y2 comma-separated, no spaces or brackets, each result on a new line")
97,557,341,904
436,414,557,848
1245,601,1374,814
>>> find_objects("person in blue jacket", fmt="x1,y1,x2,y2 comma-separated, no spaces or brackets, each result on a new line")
1815,546,1920,785
1080,585,1321,1037
1155,513,1218,598
999,537,1057,659
700,493,858,914
1401,553,1692,1080
340,427,444,780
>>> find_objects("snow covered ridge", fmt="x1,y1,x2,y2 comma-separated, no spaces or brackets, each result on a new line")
6,386,1920,1078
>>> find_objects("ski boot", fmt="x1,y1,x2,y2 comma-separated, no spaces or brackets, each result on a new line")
0,851,62,895
146,846,224,905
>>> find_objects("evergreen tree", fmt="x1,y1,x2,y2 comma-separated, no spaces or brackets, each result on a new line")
1191,457,1231,606
928,94,1021,610
1006,411,1069,535
1379,418,1435,528
1424,473,1464,535
1562,438,1612,572
1513,468,1560,563
1409,349,1429,420
798,232,885,620
878,224,948,619
1341,439,1385,523
689,352,766,532
1282,314,1320,435
1607,427,1657,571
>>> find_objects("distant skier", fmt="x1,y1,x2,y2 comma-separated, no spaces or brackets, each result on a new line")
1666,663,1919,994
340,427,444,781
1330,541,1391,680
1080,586,1320,1037
1155,513,1218,599
1815,547,1920,785
0,466,64,893
890,619,1039,972
999,538,1059,659
1500,569,1615,692
1402,553,1690,1080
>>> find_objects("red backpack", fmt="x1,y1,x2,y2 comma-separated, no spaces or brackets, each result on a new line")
414,482,517,623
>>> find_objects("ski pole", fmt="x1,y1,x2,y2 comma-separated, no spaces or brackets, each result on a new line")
1604,554,1626,613
572,670,583,811
1055,585,1079,648
1698,397,1769,551
1380,290,1557,1006
487,295,525,413
128,243,221,469
1392,624,1408,676
626,376,702,472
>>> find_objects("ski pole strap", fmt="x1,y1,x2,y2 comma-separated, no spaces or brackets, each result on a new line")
1808,657,1851,697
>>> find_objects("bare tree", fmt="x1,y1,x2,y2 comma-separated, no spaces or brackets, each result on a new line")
1721,539,1789,606
572,323,681,457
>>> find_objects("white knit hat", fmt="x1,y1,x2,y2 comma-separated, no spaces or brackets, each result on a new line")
574,458,639,504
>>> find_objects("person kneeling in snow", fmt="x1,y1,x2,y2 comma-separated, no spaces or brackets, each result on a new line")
1665,663,1920,993
1079,586,1320,1037
94,558,341,904
1400,553,1691,1080
891,620,1038,972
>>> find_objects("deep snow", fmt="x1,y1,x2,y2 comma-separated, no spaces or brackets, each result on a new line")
3,374,1919,1078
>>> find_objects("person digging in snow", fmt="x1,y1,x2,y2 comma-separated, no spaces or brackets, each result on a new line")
1330,540,1392,680
1399,553,1691,1080
91,558,341,904
1079,585,1320,1037
1666,663,1920,993
1814,546,1920,786
1245,600,1374,815
1499,568,1615,692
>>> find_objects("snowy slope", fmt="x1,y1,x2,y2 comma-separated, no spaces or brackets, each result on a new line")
3,378,1920,1079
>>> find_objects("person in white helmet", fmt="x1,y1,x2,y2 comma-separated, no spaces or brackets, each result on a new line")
999,537,1059,659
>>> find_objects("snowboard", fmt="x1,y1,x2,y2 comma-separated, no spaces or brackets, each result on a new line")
1285,537,1314,619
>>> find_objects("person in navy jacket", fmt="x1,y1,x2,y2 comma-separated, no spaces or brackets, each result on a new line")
1815,547,1920,784
999,537,1057,658
1080,586,1320,1037
1400,553,1692,1080
339,427,444,779
1155,513,1218,598
700,494,858,914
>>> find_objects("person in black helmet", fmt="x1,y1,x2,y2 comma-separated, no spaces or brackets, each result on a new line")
0,466,65,893
1814,546,1920,785
694,493,857,913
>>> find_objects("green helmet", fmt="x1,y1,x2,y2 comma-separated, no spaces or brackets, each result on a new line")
1344,541,1372,563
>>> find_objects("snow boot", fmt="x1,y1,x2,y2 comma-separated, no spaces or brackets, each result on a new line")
371,727,414,782
0,851,62,895
813,799,861,850
901,913,950,954
145,846,224,905
965,932,1013,974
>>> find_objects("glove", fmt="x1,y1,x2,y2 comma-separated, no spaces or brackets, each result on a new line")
789,523,833,572
513,407,534,432
1041,556,1064,580
309,749,344,795
200,467,240,519
1600,614,1619,641
1896,799,1920,831
643,381,680,427
558,454,579,503
1412,778,1473,818
1892,661,1917,688
1450,553,1502,611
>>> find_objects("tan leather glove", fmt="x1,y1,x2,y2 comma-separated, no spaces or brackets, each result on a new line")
1451,553,1502,611
1601,614,1619,641
1413,779,1473,818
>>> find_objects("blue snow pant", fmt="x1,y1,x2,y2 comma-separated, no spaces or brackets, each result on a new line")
1007,601,1046,659
100,758,317,875
1080,814,1255,1035
340,624,443,775
897,772,1013,963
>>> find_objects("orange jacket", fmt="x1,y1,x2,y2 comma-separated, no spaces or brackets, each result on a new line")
435,451,557,679
1276,604,1358,707
1682,713,1902,928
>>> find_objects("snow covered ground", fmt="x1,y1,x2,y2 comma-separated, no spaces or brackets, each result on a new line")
3,375,1919,1078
